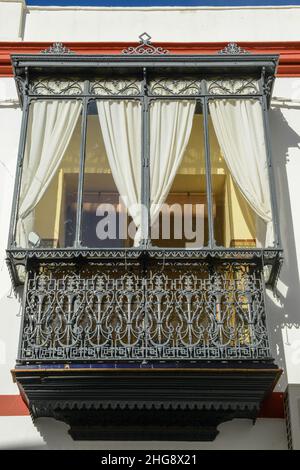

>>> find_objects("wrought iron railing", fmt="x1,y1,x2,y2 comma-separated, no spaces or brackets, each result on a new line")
18,260,271,363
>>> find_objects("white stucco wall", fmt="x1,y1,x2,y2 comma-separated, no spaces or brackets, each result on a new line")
0,0,25,41
2,3,300,43
0,77,21,395
268,79,300,389
21,5,300,42
286,384,300,449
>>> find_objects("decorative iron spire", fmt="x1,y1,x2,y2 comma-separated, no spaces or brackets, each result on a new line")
218,42,250,55
122,33,169,56
41,42,75,55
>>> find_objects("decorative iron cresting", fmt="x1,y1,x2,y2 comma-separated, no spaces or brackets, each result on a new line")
218,42,250,55
262,75,275,97
149,79,202,96
19,260,270,362
90,79,141,96
30,78,84,95
207,78,259,95
41,42,75,55
122,33,170,56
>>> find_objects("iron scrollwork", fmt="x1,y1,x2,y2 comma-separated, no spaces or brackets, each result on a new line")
218,42,250,55
149,79,202,96
207,78,260,95
122,32,169,56
19,260,271,362
90,79,141,96
41,42,75,55
29,78,84,95
263,76,275,97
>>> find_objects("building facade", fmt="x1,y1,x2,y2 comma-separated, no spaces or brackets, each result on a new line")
0,0,299,450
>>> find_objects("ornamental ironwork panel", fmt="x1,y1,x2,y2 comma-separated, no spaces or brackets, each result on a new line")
18,260,271,362
30,78,84,95
90,79,141,96
122,32,169,56
41,42,75,55
149,79,202,96
217,43,250,55
207,78,260,95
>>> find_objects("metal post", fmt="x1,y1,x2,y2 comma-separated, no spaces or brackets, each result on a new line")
16,270,30,362
7,93,30,248
140,67,150,247
74,81,89,248
203,94,215,248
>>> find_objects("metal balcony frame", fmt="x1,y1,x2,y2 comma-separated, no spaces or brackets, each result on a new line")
6,51,282,289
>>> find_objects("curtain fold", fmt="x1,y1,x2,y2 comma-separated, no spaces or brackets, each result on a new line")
209,99,274,247
150,100,196,229
17,99,81,247
96,100,141,245
97,99,195,246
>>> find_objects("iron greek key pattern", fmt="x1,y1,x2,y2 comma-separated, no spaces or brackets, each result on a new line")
19,261,271,362
30,78,84,95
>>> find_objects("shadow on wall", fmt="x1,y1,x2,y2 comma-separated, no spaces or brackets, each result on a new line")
267,106,300,388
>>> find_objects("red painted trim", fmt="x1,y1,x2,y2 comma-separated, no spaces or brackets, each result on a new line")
0,395,29,417
259,392,284,419
1,41,300,77
0,392,284,418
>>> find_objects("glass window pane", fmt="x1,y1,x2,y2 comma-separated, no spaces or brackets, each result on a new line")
81,100,139,248
150,100,208,248
16,99,82,248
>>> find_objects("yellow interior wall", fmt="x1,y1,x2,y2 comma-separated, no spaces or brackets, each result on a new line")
32,119,82,244
224,176,231,247
223,174,256,246
34,172,59,242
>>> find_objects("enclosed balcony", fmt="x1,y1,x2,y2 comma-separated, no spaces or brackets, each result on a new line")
8,42,282,440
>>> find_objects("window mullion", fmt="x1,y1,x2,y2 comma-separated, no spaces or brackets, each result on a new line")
74,81,89,248
141,68,150,247
9,94,30,248
203,96,215,249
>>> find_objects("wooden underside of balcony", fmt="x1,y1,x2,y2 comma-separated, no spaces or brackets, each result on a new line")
13,363,281,441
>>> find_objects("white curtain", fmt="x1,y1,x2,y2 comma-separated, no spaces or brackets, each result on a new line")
150,100,196,228
209,99,274,247
96,100,142,245
17,99,81,247
96,99,195,246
